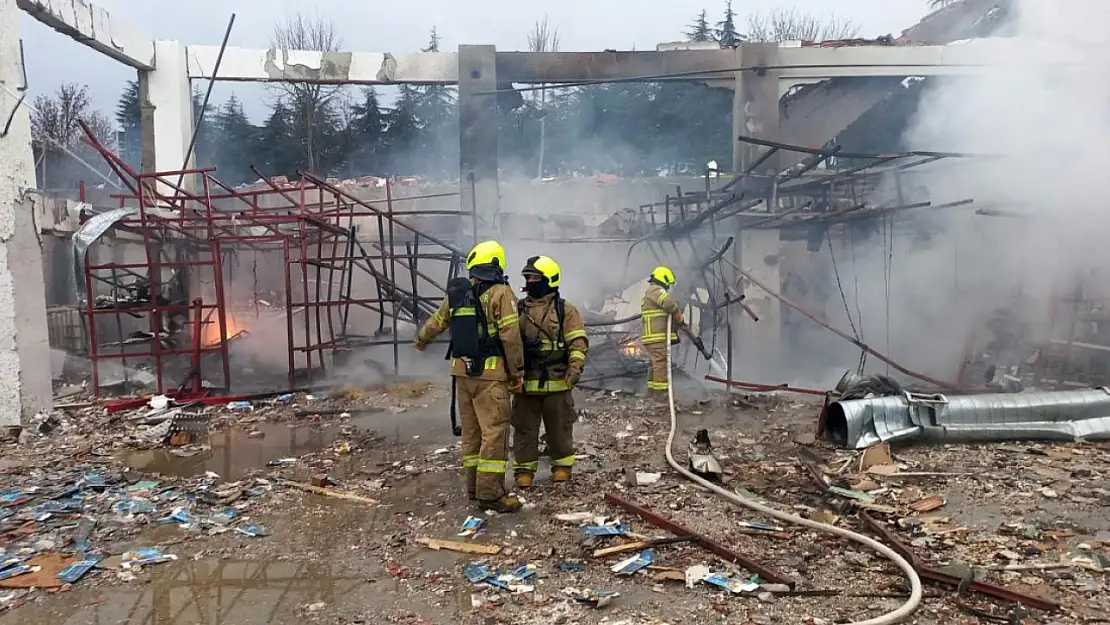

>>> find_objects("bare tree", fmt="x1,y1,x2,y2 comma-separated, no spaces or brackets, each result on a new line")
30,82,116,188
527,16,560,179
746,8,861,43
270,13,343,173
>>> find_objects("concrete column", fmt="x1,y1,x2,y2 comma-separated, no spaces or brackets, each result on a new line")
140,40,193,190
731,43,784,376
457,45,500,243
731,43,781,174
0,0,54,425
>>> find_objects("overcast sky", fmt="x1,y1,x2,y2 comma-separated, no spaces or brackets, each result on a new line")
20,0,931,123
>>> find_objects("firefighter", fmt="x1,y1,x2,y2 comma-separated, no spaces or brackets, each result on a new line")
510,255,589,488
640,265,696,399
413,240,525,513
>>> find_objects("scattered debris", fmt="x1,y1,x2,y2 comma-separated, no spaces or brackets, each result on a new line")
417,538,502,556
280,480,379,504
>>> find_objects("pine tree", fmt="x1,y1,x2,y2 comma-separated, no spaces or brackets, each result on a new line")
191,87,216,168
347,88,385,175
212,95,257,185
256,99,299,178
686,10,715,42
312,101,350,175
115,80,142,169
383,85,423,175
716,0,742,47
416,26,459,179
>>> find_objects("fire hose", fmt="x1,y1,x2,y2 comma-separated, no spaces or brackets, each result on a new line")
663,317,922,625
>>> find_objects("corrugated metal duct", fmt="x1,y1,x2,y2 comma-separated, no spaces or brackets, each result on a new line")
825,388,1110,449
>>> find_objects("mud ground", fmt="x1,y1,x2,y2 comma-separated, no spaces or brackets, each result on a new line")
3,382,1108,625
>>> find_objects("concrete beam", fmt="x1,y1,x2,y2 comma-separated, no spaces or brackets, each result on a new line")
183,39,1084,85
778,77,904,168
186,45,459,84
17,0,154,69
496,50,742,83
0,0,55,425
774,38,1094,79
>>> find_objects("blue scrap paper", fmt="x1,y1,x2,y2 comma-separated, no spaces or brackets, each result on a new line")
610,550,655,575
463,563,492,584
580,522,628,536
558,561,586,572
57,554,103,584
485,563,537,590
121,548,176,568
81,471,107,489
112,498,156,516
235,524,270,537
0,491,31,506
458,516,484,537
0,564,33,581
210,507,239,525
704,573,759,594
155,508,193,525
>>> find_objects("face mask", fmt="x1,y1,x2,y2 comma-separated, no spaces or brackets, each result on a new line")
525,281,550,299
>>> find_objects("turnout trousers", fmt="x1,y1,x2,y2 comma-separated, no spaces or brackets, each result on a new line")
645,342,670,396
456,377,511,502
511,391,576,476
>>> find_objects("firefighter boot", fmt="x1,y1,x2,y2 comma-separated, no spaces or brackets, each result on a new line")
478,494,523,513
514,473,534,489
552,467,572,483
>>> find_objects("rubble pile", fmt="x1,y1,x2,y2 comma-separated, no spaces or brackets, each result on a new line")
0,381,1107,624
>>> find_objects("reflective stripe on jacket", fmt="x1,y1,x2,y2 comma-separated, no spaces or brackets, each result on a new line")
518,293,589,394
416,281,525,381
641,282,683,345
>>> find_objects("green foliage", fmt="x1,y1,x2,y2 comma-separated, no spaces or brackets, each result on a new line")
212,95,258,185
716,0,742,46
115,80,141,169
346,88,386,175
105,9,757,183
687,10,715,42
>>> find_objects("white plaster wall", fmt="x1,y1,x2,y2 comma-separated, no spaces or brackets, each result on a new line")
0,0,54,425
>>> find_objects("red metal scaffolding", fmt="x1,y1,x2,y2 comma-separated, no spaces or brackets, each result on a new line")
76,124,467,397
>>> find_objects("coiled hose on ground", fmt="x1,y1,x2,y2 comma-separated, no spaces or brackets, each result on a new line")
663,318,923,625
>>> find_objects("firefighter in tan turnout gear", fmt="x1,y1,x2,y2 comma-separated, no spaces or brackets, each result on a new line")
413,240,526,513
640,266,703,398
511,255,589,487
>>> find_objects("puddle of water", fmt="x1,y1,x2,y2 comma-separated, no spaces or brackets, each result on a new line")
120,422,348,480
118,397,457,481
1,558,374,625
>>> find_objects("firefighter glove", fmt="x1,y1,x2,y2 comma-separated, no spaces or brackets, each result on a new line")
567,370,581,388
412,341,427,351
508,375,524,394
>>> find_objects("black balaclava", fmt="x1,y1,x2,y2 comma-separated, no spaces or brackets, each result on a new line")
525,279,556,299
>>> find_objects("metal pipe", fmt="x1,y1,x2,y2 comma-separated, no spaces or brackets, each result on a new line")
717,253,959,391
827,387,1110,449
176,13,236,192
604,493,791,585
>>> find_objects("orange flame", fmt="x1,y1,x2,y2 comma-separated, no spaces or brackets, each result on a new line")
620,339,644,357
202,315,244,347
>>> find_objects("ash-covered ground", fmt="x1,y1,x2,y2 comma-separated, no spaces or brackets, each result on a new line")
1,380,1107,625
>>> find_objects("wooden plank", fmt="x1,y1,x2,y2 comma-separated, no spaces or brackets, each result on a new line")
416,538,502,555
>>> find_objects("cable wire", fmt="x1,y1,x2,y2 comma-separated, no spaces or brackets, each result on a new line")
826,229,860,340
663,316,922,625
0,82,124,190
